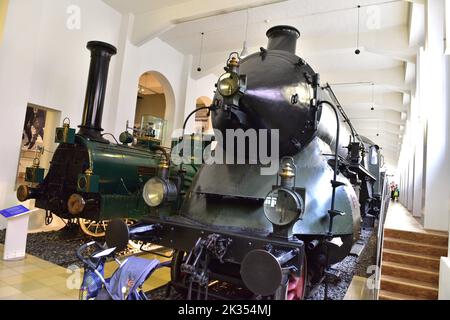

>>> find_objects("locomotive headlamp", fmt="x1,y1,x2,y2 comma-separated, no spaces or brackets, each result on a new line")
217,72,239,97
143,177,177,207
25,157,45,184
264,157,305,237
55,118,75,144
264,188,304,226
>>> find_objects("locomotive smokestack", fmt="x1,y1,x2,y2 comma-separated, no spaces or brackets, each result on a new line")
78,41,117,143
266,25,300,54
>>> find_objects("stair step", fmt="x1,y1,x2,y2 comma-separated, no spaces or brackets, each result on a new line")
384,228,448,247
382,261,439,284
382,248,440,271
378,289,421,300
380,275,438,299
383,237,447,257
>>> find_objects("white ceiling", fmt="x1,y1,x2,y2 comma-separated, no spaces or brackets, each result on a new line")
103,0,192,14
103,0,421,168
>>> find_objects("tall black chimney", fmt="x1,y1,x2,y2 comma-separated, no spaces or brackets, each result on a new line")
266,25,300,54
78,41,117,143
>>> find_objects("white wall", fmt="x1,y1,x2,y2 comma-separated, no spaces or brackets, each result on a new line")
110,16,190,147
397,0,450,232
182,65,217,134
0,1,205,230
0,0,122,228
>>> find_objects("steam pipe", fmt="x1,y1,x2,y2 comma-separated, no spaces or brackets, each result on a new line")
78,41,117,143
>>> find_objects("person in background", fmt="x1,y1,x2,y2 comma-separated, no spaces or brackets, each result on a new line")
390,182,396,200
393,184,399,202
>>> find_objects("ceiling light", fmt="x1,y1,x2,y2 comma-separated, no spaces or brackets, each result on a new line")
241,41,249,58
241,9,250,58
371,82,375,110
355,5,361,55
197,32,205,72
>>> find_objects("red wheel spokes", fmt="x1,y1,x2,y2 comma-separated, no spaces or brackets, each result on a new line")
287,258,307,300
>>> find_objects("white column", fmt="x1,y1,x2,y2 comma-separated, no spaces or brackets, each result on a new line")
405,112,414,212
412,93,425,217
110,13,136,137
422,0,450,231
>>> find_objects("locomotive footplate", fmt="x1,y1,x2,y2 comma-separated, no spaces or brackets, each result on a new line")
106,217,305,298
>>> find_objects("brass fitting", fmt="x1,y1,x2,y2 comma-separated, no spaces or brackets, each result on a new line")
159,159,169,169
32,157,40,168
228,56,239,68
279,162,296,189
279,164,295,178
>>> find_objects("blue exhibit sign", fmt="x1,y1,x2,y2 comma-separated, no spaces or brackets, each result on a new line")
0,205,30,218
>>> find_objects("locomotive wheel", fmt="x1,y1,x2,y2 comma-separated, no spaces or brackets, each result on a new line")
78,218,108,238
79,218,155,251
123,219,161,252
170,250,188,295
171,250,187,282
285,257,307,300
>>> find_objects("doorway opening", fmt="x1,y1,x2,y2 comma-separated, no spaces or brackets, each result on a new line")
195,96,212,134
15,103,60,189
133,72,167,146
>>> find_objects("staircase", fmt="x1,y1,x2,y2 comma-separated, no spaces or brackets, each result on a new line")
379,228,448,300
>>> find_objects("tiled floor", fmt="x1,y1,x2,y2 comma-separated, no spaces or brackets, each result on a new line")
385,202,447,235
4,205,422,300
344,276,375,300
0,244,171,300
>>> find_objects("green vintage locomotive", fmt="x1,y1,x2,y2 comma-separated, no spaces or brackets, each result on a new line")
16,41,203,237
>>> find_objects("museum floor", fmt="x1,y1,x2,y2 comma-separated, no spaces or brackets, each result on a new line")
0,245,171,300
0,202,439,300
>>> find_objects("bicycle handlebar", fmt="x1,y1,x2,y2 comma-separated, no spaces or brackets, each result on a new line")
76,241,107,270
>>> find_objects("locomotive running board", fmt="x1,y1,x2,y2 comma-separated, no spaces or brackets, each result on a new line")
122,216,305,266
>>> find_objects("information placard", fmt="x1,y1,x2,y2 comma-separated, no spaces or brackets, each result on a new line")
0,205,30,219
1,205,35,261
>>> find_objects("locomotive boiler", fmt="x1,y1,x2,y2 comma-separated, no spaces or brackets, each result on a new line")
106,25,385,300
16,41,199,237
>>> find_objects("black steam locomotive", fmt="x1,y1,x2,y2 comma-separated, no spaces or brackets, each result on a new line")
106,25,387,300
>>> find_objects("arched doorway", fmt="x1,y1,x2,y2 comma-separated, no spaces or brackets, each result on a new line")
133,72,168,145
195,96,213,134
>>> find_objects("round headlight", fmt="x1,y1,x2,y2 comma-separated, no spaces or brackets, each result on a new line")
217,72,239,97
143,177,165,207
263,188,304,226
